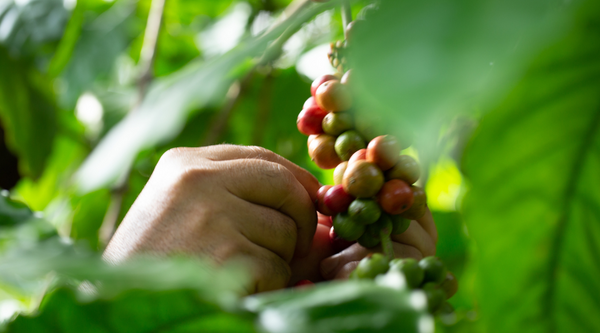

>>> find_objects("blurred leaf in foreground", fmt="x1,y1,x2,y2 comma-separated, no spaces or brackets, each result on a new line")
461,1,600,332
5,288,256,333
246,278,431,333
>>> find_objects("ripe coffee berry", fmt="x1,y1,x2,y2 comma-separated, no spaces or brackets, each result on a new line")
311,74,337,97
324,185,354,214
303,96,319,109
308,134,342,169
329,227,355,253
297,106,328,135
315,80,352,112
366,135,401,171
316,185,334,216
378,179,414,215
400,186,427,220
343,160,384,198
348,148,367,164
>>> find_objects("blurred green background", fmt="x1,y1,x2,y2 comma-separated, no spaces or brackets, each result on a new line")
1,0,599,332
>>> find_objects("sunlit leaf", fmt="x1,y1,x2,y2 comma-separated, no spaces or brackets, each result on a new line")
461,2,600,331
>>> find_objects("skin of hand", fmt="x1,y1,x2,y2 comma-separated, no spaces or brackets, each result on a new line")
103,145,321,294
318,208,438,281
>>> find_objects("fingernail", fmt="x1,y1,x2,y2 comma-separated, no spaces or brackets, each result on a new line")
320,256,339,278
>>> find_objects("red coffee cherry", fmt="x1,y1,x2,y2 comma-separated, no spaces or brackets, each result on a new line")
294,280,314,288
329,227,356,253
377,179,414,215
297,106,328,136
343,160,384,198
366,135,401,171
324,184,355,214
311,74,338,97
308,134,342,169
348,148,367,164
316,185,334,216
303,96,319,109
315,80,352,112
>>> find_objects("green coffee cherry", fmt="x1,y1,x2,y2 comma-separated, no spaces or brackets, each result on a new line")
422,282,446,313
335,130,366,161
322,112,354,136
357,228,380,248
354,253,389,279
348,199,381,225
419,256,447,285
391,215,410,235
332,213,365,241
389,258,424,289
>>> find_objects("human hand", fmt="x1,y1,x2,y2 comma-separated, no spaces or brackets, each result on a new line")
103,145,320,294
318,208,438,280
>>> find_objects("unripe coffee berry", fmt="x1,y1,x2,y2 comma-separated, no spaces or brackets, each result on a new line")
324,185,354,214
377,179,414,215
335,130,366,161
322,112,353,136
333,161,348,185
343,160,384,198
354,253,389,279
332,213,365,241
419,256,447,285
348,198,381,225
308,134,342,169
329,227,356,252
385,155,420,184
311,74,337,97
389,258,424,289
315,80,352,111
366,135,401,171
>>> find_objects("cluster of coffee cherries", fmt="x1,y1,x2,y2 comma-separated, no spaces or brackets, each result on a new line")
297,73,426,249
352,254,458,314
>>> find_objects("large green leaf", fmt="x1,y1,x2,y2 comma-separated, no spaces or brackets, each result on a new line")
0,48,57,179
350,0,577,163
74,1,339,193
5,288,256,333
461,2,600,332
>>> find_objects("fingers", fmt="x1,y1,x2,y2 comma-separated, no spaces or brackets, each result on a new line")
219,159,317,258
196,145,321,202
240,242,292,294
231,198,298,263
415,207,438,244
392,218,436,258
320,242,423,280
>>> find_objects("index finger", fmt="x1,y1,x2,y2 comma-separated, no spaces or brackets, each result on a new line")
196,145,320,202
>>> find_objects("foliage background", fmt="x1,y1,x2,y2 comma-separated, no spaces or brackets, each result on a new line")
0,0,599,332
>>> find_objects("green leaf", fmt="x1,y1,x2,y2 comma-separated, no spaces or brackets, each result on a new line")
74,1,338,193
0,191,32,227
350,0,577,162
461,2,600,332
246,280,431,333
6,288,256,333
0,48,58,178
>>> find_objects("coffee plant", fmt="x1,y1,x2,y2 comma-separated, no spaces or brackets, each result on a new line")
1,0,599,332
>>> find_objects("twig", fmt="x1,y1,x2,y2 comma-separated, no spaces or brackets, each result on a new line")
98,0,166,247
136,0,166,107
